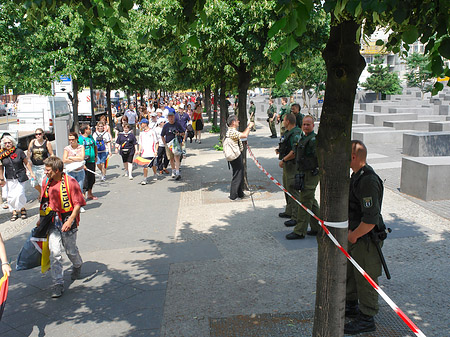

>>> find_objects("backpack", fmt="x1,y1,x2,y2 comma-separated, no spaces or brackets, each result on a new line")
95,132,106,152
223,137,241,161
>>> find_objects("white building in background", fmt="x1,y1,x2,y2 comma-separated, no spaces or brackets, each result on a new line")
358,29,429,85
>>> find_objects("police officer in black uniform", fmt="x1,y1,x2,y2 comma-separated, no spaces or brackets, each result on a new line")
345,140,385,335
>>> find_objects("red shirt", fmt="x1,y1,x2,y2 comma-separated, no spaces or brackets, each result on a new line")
43,174,86,225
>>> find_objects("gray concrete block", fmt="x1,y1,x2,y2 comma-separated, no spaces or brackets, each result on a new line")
365,113,418,126
400,156,450,200
388,107,433,114
418,115,447,121
352,130,410,145
353,112,368,124
383,120,432,131
403,131,450,156
428,121,450,132
439,105,449,115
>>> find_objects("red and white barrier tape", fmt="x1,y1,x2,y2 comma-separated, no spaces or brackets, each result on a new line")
246,145,426,337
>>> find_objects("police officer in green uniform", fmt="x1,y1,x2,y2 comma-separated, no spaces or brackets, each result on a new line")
277,98,289,136
276,114,302,226
290,103,304,128
267,99,277,138
345,140,385,335
248,101,256,131
286,115,320,240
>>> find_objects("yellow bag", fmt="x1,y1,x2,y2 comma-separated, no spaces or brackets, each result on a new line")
41,237,50,273
192,120,196,131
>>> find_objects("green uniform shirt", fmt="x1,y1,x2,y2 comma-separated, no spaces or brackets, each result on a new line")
349,165,384,230
279,104,289,121
249,105,256,116
295,113,305,128
283,126,302,155
295,131,318,172
267,104,276,117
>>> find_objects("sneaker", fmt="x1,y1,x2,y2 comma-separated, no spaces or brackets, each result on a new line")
198,140,201,144
80,207,86,213
51,284,64,298
153,175,158,181
141,179,147,185
171,172,176,178
101,175,106,182
175,175,181,181
123,172,128,177
71,266,81,280
129,175,133,180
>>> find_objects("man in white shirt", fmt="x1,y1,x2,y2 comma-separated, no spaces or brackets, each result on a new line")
124,104,138,134
92,121,112,181
148,112,158,129
138,119,159,185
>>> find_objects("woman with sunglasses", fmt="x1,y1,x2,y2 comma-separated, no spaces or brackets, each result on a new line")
27,128,54,196
63,132,86,213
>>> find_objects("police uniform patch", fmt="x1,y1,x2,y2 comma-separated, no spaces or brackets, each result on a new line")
363,197,373,208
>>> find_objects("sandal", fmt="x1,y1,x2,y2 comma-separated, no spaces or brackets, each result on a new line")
20,208,27,219
10,212,19,222
2,202,8,209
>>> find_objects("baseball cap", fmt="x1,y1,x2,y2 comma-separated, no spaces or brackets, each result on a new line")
140,118,149,124
167,111,175,116
150,112,157,117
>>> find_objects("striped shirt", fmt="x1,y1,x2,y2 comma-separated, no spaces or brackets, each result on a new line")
226,127,243,152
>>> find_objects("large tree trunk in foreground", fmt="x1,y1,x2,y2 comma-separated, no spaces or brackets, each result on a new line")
313,19,366,337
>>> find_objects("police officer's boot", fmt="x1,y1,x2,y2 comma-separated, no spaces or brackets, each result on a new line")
345,300,359,318
344,312,376,335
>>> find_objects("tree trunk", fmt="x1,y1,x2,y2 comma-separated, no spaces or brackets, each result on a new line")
72,80,80,133
106,83,113,135
313,19,366,337
205,85,212,120
213,86,219,127
219,77,228,141
236,63,251,189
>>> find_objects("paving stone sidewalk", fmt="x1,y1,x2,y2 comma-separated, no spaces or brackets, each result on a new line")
0,115,448,337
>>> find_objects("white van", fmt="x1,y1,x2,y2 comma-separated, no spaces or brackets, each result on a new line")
9,94,73,134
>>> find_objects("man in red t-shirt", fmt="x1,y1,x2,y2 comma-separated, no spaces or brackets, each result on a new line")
40,156,86,298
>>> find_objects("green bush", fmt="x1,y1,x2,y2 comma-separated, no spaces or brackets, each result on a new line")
209,125,220,133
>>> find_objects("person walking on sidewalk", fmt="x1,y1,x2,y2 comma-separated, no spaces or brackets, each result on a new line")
192,101,203,143
248,101,256,132
161,111,185,180
116,124,138,180
27,128,54,196
39,156,86,298
78,124,98,200
92,121,112,181
226,115,254,200
138,119,158,185
345,140,385,335
63,132,86,213
0,233,12,276
276,114,302,226
286,115,320,240
267,99,278,138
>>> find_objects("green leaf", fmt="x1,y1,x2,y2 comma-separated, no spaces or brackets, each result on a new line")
268,17,286,39
166,14,177,26
181,56,192,64
121,0,133,11
393,8,407,24
432,81,444,96
276,67,291,86
188,36,200,48
271,47,283,64
285,10,298,34
438,38,450,60
375,39,384,46
285,35,299,54
402,26,419,44
431,56,444,75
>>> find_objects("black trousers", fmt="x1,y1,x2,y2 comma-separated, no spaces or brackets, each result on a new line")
157,146,169,171
84,162,96,192
229,155,244,200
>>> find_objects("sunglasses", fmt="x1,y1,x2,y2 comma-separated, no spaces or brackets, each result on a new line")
35,133,43,136
69,138,77,141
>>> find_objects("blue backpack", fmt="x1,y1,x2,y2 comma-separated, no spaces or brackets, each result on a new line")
95,132,106,152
